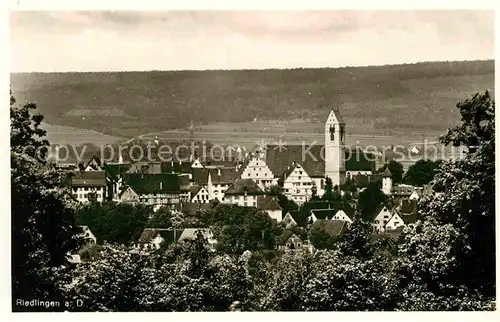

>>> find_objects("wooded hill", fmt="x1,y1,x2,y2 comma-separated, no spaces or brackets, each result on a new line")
11,60,494,139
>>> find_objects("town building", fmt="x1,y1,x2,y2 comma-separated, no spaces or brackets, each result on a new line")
256,195,283,222
69,170,107,203
239,155,277,190
137,228,216,250
280,162,315,204
223,178,264,207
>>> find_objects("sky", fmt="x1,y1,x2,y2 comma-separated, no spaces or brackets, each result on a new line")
10,10,495,72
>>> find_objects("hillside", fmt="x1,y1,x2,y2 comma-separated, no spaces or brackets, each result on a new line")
10,60,494,139
39,123,124,146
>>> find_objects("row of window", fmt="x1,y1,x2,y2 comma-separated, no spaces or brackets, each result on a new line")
73,187,103,192
73,193,102,199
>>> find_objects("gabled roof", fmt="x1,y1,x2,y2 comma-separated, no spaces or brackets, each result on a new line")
400,199,418,214
278,230,302,245
190,185,203,196
104,163,131,181
138,228,214,245
266,144,325,178
311,209,337,220
126,162,163,174
85,155,102,170
161,161,192,174
303,200,355,218
138,228,165,243
391,184,416,196
256,196,282,211
282,212,298,226
311,219,348,237
122,173,182,194
191,168,240,185
326,109,345,125
265,145,375,178
382,167,392,178
69,170,106,187
224,178,264,196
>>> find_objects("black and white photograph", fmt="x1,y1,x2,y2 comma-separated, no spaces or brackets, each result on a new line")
8,5,496,313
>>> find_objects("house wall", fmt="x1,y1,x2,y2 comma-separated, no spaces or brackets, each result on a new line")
385,213,405,231
240,158,277,189
372,207,393,233
72,186,105,203
283,164,314,205
346,170,372,177
265,209,283,222
332,210,353,224
223,194,258,207
192,188,210,203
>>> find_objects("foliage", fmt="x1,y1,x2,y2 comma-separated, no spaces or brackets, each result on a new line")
378,160,404,184
418,91,495,297
337,219,374,258
357,181,387,221
266,185,299,214
75,202,150,244
11,93,82,311
201,204,280,254
403,159,443,186
321,177,341,201
146,207,173,228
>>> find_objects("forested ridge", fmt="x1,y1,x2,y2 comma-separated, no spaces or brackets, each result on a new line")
11,60,494,138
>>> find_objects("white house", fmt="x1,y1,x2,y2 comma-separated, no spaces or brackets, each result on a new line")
281,162,314,205
331,209,353,224
78,225,97,245
256,195,283,222
278,231,309,251
372,206,394,233
192,168,240,202
384,213,406,232
84,155,102,172
70,170,107,203
239,156,277,190
281,212,298,228
409,188,423,201
190,186,210,203
119,186,140,204
223,178,264,207
138,228,216,250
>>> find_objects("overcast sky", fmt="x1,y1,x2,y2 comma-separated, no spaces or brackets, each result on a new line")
10,10,494,72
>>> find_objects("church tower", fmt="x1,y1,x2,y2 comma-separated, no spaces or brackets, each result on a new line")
324,107,346,187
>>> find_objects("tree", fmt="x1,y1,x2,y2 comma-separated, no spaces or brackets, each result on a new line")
337,219,374,258
321,177,341,201
403,159,442,186
266,185,298,214
357,181,387,221
203,204,280,254
75,202,150,245
418,91,495,298
378,160,404,184
11,93,82,311
146,208,173,228
310,184,320,201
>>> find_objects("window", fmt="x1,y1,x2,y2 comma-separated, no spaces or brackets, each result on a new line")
244,202,247,207
383,220,387,224
384,215,389,219
394,222,399,225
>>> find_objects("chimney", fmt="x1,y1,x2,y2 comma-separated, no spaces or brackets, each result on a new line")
160,182,163,190
218,168,221,176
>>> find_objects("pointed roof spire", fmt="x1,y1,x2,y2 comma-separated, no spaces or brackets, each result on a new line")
382,167,393,178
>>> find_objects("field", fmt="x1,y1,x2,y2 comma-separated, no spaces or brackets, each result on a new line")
10,60,494,141
39,123,124,146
